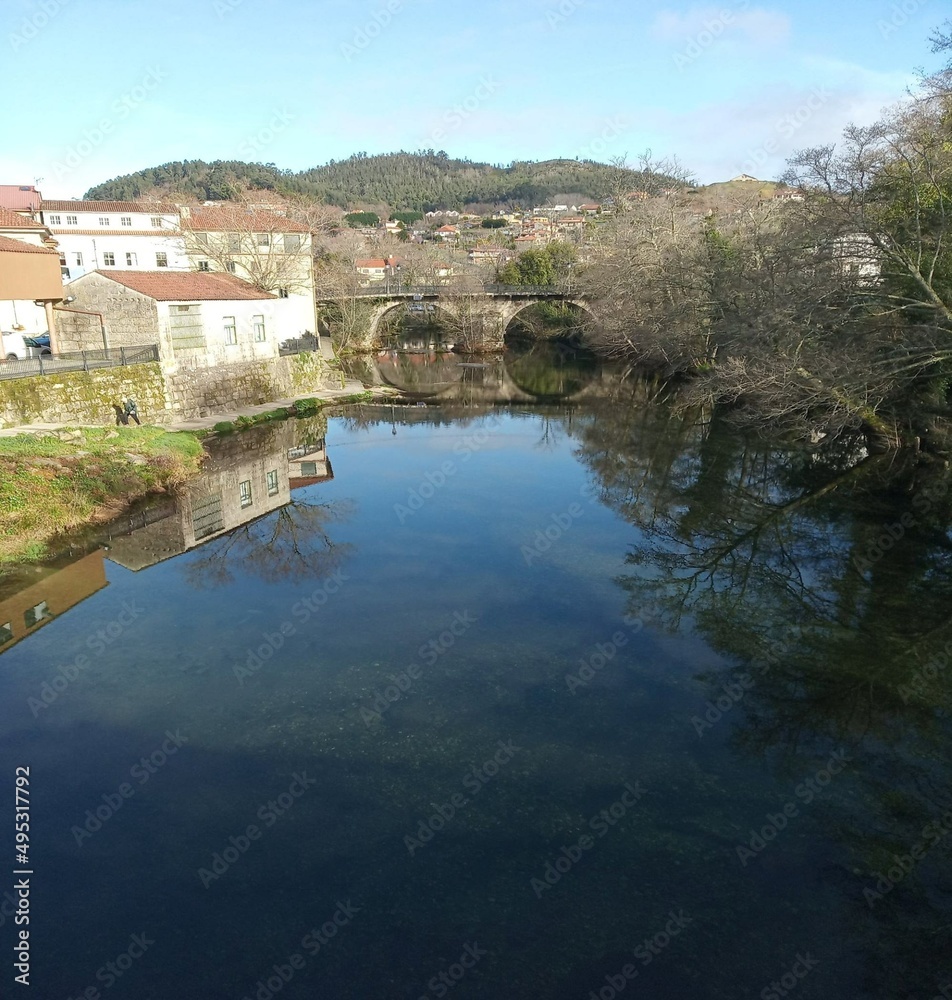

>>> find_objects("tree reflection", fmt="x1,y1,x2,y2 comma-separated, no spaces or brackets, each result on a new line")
182,497,355,589
574,391,952,996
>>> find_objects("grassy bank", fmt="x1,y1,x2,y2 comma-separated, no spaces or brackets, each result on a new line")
0,426,205,564
210,390,375,434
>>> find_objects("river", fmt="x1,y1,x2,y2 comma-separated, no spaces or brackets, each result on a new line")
1,343,950,999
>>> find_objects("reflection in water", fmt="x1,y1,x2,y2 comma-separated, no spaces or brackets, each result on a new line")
341,338,610,405
1,349,952,999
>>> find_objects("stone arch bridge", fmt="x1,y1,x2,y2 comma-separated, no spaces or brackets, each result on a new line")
316,285,595,351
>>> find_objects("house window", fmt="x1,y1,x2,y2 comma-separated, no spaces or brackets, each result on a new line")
239,480,252,508
197,260,210,271
194,232,209,246
0,622,12,645
126,252,137,266
266,470,279,496
151,216,163,228
48,214,61,225
99,216,110,226
283,234,301,253
74,252,83,266
66,215,78,225
227,233,240,253
121,216,132,227
225,261,237,274
223,316,237,345
253,314,266,341
300,461,318,476
156,252,168,267
24,601,50,628
277,288,289,298
103,252,115,266
256,233,270,247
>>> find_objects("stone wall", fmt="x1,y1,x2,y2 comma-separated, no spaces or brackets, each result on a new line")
0,352,336,428
0,363,167,428
55,274,161,353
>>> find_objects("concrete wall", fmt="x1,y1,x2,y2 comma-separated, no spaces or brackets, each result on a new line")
0,351,334,428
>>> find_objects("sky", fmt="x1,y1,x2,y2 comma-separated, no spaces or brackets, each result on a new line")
3,0,947,199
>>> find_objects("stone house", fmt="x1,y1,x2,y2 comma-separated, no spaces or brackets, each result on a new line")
56,270,294,366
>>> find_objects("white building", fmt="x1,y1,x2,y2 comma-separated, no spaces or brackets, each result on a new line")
39,200,185,280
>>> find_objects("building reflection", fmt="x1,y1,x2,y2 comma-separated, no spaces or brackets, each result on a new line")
105,416,333,572
0,551,108,656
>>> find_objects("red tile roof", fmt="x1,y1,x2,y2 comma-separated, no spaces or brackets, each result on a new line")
0,235,58,254
90,270,277,301
183,207,309,233
0,207,46,230
0,185,42,212
41,200,177,213
356,259,388,268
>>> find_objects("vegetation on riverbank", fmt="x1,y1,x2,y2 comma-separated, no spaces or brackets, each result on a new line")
0,426,205,564
581,31,952,451
210,390,376,434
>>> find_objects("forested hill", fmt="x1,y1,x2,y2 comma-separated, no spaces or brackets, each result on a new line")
83,152,661,210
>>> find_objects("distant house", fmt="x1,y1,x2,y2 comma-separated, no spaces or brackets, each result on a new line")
468,245,509,264
731,174,760,183
774,190,805,203
579,203,601,214
57,270,294,365
355,256,400,284
435,225,459,241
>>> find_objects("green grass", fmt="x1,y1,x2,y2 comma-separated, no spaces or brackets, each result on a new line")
0,426,205,564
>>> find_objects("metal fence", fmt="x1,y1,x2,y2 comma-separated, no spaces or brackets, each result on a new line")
0,345,160,380
279,335,320,356
333,284,577,299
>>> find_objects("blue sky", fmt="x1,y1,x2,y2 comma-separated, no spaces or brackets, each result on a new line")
4,0,946,198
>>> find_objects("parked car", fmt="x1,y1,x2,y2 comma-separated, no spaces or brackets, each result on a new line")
2,331,52,360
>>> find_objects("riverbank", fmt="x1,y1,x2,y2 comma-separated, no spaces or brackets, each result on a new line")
0,426,206,564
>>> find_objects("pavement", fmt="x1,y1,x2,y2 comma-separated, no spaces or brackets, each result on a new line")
0,377,399,437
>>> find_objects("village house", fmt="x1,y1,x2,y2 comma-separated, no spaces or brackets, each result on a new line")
39,200,184,280
56,270,294,368
355,256,401,285
0,208,64,354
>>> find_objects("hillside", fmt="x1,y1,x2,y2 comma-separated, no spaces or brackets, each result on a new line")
84,152,678,212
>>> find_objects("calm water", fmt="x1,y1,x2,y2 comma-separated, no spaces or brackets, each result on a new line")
2,348,952,999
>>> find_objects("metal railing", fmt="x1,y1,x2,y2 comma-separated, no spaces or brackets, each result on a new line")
320,284,578,299
0,344,160,380
279,335,320,356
